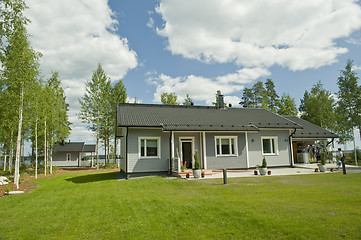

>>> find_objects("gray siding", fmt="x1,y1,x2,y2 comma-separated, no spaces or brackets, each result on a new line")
247,130,290,167
206,132,247,169
127,128,170,173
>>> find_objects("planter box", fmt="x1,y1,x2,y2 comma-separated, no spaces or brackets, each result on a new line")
193,169,201,178
318,165,326,172
258,168,267,175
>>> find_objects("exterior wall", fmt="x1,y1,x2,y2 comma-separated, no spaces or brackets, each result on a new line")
247,130,290,167
53,152,79,167
127,128,170,173
205,132,247,169
120,127,127,172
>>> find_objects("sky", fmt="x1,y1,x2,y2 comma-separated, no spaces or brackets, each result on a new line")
24,0,361,150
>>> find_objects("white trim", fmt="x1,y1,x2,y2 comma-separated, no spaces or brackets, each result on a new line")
138,137,161,159
289,130,294,166
261,136,279,156
214,136,238,157
203,132,207,169
245,132,249,168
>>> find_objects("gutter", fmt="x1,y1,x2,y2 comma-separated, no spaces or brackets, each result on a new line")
169,130,172,175
289,128,297,168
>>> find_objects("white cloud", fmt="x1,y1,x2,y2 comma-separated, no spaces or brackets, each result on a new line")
25,0,138,142
156,0,361,71
150,67,270,105
352,65,361,71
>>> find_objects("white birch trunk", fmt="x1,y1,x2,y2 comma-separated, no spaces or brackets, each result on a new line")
44,120,47,176
35,119,38,179
49,138,53,174
9,131,13,173
14,87,24,189
3,155,7,171
96,109,99,169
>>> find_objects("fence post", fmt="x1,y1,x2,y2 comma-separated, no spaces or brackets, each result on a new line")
223,169,227,184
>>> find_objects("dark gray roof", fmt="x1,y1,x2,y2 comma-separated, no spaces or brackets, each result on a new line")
283,116,338,139
117,104,302,131
53,142,96,152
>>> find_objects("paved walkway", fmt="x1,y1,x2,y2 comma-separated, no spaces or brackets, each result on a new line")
199,163,361,179
116,164,361,180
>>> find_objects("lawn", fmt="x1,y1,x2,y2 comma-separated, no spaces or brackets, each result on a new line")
0,171,361,240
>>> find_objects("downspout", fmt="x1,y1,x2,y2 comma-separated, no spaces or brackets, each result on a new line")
289,128,297,168
169,130,173,175
125,126,129,179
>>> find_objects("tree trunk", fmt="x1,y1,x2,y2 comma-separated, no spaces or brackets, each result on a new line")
96,110,99,169
3,155,7,172
44,120,47,176
104,139,107,167
9,131,13,173
35,119,38,179
353,129,358,166
50,135,53,174
14,87,24,189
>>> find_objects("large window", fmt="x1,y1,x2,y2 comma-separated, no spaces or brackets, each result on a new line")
215,136,237,156
262,137,278,155
139,137,160,158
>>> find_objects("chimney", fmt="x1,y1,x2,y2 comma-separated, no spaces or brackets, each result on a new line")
218,94,224,109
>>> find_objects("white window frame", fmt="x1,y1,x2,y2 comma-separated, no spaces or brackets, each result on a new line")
214,136,238,157
66,153,71,161
261,136,278,156
138,137,161,159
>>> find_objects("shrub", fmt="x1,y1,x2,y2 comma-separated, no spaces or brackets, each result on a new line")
194,151,200,170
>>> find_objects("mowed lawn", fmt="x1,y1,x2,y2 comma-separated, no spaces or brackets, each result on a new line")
1,171,361,240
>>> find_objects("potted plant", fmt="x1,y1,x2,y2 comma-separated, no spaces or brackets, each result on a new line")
318,151,326,172
193,151,201,178
257,157,267,175
181,161,187,172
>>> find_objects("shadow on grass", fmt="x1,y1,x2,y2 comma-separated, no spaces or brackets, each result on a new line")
65,172,116,184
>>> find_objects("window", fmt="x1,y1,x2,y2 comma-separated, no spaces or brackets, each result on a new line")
215,136,237,156
139,137,160,158
262,137,278,155
66,153,71,161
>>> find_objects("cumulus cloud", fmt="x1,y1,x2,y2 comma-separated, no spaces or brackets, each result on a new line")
25,0,138,141
156,0,361,71
149,67,270,105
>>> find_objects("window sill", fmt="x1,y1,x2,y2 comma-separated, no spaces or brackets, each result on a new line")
216,154,238,158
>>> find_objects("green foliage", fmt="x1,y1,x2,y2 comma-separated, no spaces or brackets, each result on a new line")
194,151,200,170
161,92,179,105
299,81,336,131
78,64,127,165
212,90,227,108
183,94,193,105
277,93,298,116
261,157,267,168
335,59,361,144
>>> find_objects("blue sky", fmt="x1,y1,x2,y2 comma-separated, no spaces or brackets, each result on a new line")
24,0,361,149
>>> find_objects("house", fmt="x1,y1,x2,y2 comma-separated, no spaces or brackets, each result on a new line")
115,96,338,176
53,141,96,167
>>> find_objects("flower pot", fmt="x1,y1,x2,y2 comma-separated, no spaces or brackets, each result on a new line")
193,169,201,178
318,164,326,172
258,168,267,175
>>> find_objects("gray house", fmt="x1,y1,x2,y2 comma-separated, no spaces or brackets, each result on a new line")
116,99,337,176
53,142,96,167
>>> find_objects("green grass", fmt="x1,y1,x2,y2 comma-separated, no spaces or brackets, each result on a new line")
1,172,361,239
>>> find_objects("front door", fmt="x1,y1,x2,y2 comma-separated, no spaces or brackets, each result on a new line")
182,142,192,169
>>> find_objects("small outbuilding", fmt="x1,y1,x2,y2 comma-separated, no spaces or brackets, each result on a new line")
53,142,96,167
